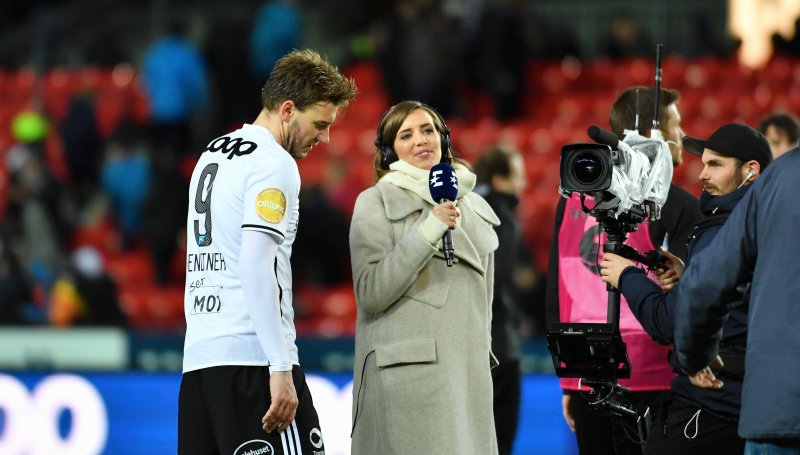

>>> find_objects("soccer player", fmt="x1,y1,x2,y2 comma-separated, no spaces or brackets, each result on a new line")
178,49,357,455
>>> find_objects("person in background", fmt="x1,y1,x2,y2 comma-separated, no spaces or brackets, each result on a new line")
475,145,537,454
178,49,356,455
349,101,500,454
546,86,703,455
141,18,208,160
600,123,772,454
757,112,799,159
673,148,800,455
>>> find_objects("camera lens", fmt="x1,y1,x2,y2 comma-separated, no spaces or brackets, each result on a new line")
574,152,604,184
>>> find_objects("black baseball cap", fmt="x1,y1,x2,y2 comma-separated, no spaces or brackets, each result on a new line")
683,123,772,170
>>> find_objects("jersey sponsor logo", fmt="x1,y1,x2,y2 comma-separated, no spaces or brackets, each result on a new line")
233,439,275,455
256,188,287,224
206,136,257,160
187,253,228,272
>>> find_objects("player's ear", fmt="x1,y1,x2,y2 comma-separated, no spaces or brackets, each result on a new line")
278,100,295,123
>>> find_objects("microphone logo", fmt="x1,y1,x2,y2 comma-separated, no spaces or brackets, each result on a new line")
430,170,443,188
429,163,458,202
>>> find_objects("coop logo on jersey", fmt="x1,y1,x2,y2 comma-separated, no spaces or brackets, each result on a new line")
233,439,274,455
256,188,286,223
206,136,257,160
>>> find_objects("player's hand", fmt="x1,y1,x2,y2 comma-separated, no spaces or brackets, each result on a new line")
688,355,724,390
562,394,576,432
262,371,298,433
599,253,633,289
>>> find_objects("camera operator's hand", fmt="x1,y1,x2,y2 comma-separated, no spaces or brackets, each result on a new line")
562,393,576,432
600,253,635,289
654,248,685,291
688,355,724,390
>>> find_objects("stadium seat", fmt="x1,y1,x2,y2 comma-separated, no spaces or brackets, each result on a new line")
71,218,123,257
106,249,155,286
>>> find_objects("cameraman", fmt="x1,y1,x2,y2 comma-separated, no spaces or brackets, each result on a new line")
545,86,703,455
600,123,772,454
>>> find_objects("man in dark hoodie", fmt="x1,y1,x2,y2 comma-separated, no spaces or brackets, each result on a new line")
599,123,772,454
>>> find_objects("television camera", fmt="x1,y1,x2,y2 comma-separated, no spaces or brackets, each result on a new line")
547,45,675,453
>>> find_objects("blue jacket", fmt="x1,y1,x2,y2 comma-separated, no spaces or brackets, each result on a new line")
142,36,209,122
618,184,751,415
675,147,800,439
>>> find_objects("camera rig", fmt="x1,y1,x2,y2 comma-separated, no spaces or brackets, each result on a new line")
547,217,654,451
547,44,674,453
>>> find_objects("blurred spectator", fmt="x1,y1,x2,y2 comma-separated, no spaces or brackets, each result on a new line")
141,151,188,285
0,231,33,324
524,15,581,59
141,19,209,159
249,0,301,80
100,121,151,247
60,90,102,211
684,13,734,58
474,145,541,454
602,11,654,58
292,184,351,286
470,0,526,120
5,116,69,288
204,13,253,133
49,246,126,327
771,16,800,56
376,0,460,117
758,112,800,158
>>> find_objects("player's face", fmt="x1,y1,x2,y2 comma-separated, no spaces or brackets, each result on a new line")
392,109,442,171
286,101,338,160
698,149,746,196
661,104,684,167
764,125,795,158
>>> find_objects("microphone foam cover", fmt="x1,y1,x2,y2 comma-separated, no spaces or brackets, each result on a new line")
429,163,458,201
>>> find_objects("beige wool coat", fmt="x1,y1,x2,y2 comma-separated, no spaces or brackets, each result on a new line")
349,178,501,455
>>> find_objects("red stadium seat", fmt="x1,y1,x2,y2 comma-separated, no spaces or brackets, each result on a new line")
106,250,155,286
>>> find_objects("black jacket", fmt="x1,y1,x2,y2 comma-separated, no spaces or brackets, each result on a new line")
483,190,527,362
675,148,800,438
618,184,752,415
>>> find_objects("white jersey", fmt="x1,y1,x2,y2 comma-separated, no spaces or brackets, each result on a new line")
182,123,300,372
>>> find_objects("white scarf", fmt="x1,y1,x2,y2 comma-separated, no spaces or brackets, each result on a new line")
381,160,476,205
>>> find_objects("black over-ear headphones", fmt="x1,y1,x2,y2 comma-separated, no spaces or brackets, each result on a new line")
374,102,452,170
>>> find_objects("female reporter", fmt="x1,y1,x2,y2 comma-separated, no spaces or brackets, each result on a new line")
349,101,500,454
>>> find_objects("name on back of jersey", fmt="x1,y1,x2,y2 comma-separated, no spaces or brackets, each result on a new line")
187,252,227,272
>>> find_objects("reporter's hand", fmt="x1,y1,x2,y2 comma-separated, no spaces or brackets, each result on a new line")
431,201,459,229
688,355,724,390
262,371,298,433
599,253,634,289
562,394,576,432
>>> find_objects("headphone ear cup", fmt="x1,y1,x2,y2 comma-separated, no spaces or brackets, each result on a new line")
380,144,397,169
440,128,452,162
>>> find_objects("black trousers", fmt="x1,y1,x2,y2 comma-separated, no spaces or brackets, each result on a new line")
492,360,521,455
645,397,744,455
568,389,668,455
178,365,324,455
